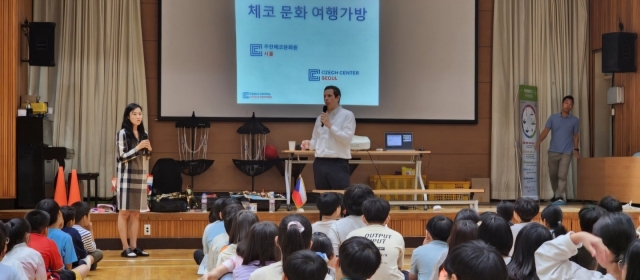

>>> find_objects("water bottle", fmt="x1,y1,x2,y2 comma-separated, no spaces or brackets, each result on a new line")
26,101,33,117
269,192,275,213
201,193,207,212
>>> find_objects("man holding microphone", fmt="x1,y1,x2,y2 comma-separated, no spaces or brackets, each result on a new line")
301,86,356,190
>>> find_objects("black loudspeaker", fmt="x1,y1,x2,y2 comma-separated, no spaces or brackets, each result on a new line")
602,32,637,73
28,22,56,67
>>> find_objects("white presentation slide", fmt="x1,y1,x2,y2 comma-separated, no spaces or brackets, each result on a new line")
235,0,379,105
387,135,402,146
160,0,476,122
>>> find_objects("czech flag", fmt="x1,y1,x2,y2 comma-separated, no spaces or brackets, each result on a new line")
147,175,153,195
292,175,307,208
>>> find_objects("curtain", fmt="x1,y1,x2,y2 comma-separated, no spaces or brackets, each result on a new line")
53,0,148,198
491,0,589,200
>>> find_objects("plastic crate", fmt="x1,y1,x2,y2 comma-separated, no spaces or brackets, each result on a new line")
369,175,427,201
427,181,471,201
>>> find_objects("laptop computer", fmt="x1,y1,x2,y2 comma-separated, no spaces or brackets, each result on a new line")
384,132,414,150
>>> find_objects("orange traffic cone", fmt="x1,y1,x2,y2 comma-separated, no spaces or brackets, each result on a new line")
54,167,68,206
68,169,81,205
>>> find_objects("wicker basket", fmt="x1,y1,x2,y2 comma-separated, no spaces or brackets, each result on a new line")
369,175,427,201
427,181,471,201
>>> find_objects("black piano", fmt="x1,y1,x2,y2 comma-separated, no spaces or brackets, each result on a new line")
17,117,68,209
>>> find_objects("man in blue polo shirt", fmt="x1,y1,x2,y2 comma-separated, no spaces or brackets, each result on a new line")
535,95,580,205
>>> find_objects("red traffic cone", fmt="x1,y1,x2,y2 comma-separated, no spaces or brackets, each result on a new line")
54,167,68,206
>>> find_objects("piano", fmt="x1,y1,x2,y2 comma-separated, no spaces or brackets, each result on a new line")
17,117,69,208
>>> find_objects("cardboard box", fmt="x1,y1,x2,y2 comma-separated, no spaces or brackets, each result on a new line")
471,178,490,203
20,95,38,104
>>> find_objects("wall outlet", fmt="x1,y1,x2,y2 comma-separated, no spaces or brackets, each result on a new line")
144,224,151,236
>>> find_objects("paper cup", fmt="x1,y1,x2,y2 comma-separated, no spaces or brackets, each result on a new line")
288,141,296,151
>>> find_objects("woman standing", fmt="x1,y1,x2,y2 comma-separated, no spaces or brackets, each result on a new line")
116,103,152,258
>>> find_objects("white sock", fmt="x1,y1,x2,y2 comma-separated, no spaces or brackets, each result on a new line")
83,256,93,267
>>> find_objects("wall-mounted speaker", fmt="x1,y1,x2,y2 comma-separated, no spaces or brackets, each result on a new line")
602,32,637,73
28,22,56,67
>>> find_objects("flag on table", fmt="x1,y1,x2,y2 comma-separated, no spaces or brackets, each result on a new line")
292,175,307,208
147,175,153,195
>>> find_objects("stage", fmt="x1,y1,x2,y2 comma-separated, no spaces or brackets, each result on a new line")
2,203,639,250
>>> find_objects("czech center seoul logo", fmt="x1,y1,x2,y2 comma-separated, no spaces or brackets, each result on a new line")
250,44,262,56
308,69,360,81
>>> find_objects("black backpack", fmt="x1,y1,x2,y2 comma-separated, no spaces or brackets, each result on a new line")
150,158,183,196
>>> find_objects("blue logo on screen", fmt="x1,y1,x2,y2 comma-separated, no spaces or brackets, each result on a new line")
250,44,262,56
308,69,320,81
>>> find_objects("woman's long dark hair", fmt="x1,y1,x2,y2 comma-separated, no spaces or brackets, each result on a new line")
541,205,567,238
507,223,553,280
120,103,146,151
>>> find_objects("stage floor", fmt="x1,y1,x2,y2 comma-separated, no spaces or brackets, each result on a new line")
2,202,639,249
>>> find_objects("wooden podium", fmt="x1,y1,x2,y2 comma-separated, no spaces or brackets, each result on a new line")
577,157,640,201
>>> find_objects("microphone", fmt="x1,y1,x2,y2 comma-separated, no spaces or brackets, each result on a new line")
321,105,327,127
140,132,149,156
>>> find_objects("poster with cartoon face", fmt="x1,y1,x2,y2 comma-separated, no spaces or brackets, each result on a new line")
521,105,537,138
519,85,539,200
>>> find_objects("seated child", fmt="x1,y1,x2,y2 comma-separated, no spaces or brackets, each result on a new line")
327,184,375,255
2,218,47,280
283,250,329,280
535,212,636,279
441,240,507,280
540,205,567,238
598,195,623,212
215,210,259,267
410,215,453,280
346,197,405,280
511,197,540,256
569,205,606,270
195,198,228,269
496,201,514,226
453,208,480,224
0,221,25,280
335,236,381,280
71,201,103,270
478,213,513,264
60,206,89,269
202,221,278,280
26,210,92,280
207,203,245,273
310,232,337,279
35,199,78,269
312,193,342,235
249,214,332,280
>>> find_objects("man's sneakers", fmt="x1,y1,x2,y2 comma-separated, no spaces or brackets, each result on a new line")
551,199,567,206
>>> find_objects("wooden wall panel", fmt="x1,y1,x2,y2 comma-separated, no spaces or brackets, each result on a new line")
0,0,30,199
2,208,635,238
0,0,18,199
590,0,640,156
141,2,494,193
